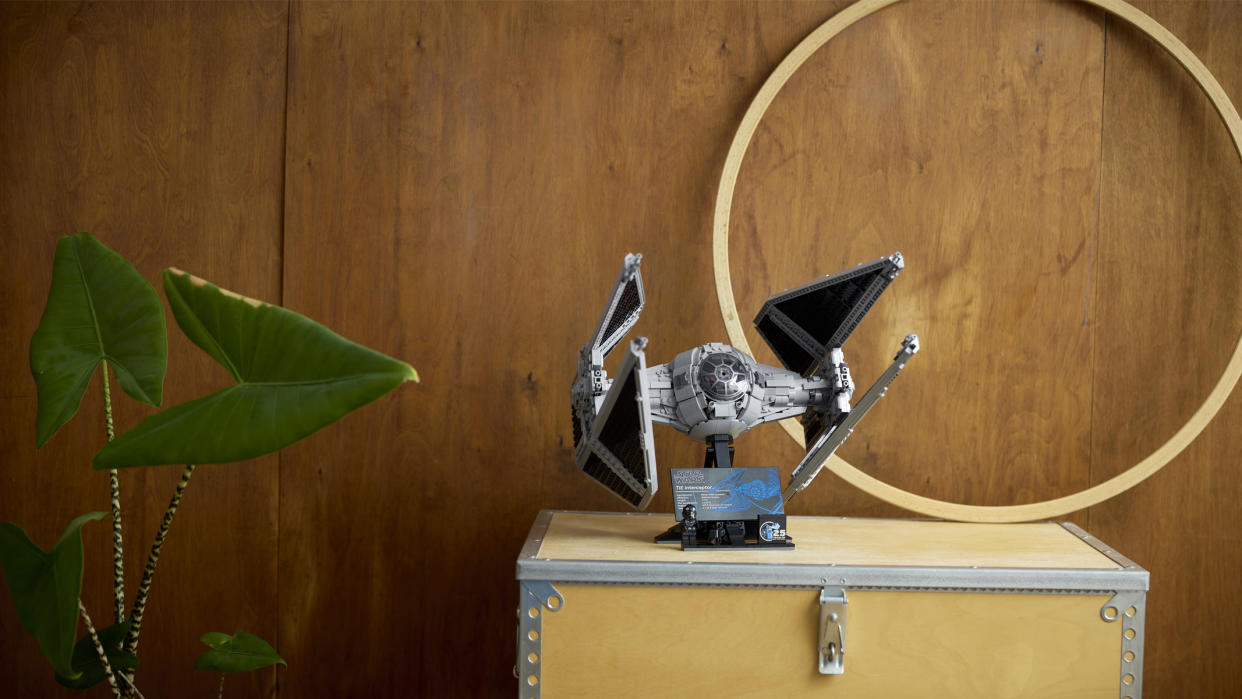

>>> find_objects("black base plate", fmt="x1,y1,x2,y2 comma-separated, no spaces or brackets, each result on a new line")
654,519,795,550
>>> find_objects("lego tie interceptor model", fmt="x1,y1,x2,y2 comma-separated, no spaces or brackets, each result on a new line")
570,252,919,546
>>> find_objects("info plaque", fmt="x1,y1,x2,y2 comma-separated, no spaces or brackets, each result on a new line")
670,467,784,522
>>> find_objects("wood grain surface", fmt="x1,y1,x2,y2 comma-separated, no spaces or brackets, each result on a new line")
723,0,1107,517
0,3,288,697
1086,1,1242,694
717,0,1242,523
542,586,1119,698
1,1,1239,697
536,512,1119,568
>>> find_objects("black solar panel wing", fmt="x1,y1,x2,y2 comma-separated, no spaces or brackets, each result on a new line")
754,253,904,376
576,338,658,510
588,253,645,360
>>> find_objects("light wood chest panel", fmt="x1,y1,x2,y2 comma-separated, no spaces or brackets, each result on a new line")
518,511,1147,699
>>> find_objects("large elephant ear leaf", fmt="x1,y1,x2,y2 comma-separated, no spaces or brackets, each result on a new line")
0,512,108,679
30,232,167,447
54,621,139,689
94,269,417,469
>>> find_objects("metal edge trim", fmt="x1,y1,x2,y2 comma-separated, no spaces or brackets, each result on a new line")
1059,523,1149,582
516,510,555,570
516,558,1149,592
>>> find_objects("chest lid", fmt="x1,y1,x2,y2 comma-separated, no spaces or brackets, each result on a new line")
518,511,1147,593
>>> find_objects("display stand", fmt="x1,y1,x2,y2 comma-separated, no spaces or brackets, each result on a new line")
655,435,794,549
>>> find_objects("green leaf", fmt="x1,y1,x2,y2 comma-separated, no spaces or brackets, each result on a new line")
54,621,140,689
194,632,286,673
0,512,107,678
30,232,168,447
94,269,417,469
199,631,232,648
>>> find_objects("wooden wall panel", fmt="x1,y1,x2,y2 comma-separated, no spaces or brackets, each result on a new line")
278,3,861,695
4,2,1242,698
0,3,287,697
726,0,1107,518
1088,3,1242,697
279,4,424,696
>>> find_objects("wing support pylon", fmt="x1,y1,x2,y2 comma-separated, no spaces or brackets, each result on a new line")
782,334,920,503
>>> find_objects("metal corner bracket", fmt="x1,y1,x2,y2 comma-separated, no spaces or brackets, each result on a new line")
516,581,564,699
1100,590,1145,699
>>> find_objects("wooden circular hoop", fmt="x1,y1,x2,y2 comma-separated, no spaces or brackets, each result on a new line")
712,0,1242,522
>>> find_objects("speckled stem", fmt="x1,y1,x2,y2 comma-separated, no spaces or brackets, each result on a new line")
101,360,125,625
79,600,122,699
118,671,146,699
123,463,196,655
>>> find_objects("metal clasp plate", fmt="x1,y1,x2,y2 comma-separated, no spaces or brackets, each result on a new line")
819,586,848,674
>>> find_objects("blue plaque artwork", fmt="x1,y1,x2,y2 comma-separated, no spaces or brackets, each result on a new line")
670,467,784,522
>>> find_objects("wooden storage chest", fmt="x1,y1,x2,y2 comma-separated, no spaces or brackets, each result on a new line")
516,510,1148,698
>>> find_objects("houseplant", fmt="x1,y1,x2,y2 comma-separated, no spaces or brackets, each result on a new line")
0,233,417,696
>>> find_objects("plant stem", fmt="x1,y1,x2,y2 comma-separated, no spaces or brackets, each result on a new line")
218,673,225,699
123,463,196,655
79,599,122,699
101,359,125,625
101,360,116,443
118,671,147,699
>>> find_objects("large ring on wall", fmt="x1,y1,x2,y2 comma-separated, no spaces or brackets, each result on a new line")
712,0,1242,522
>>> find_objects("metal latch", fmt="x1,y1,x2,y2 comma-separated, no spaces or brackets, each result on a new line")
818,586,848,674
